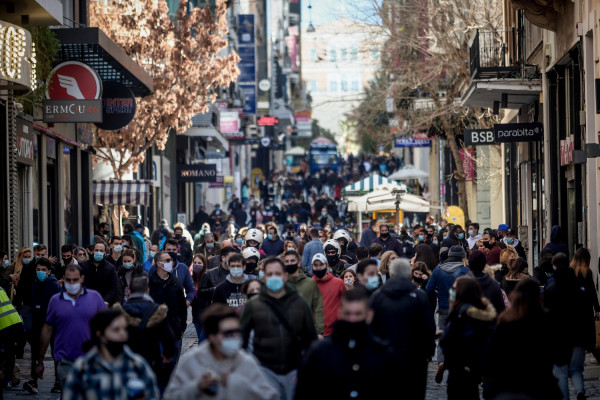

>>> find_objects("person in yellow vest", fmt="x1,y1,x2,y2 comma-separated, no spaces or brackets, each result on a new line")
0,285,24,389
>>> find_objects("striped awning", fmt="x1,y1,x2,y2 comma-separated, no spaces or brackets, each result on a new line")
93,180,152,206
344,174,398,194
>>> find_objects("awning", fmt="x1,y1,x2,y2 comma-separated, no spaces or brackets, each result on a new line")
183,126,229,150
52,27,154,97
93,180,152,206
347,184,441,213
387,165,429,181
344,174,402,194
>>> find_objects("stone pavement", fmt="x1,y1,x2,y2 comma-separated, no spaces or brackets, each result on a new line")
4,327,600,399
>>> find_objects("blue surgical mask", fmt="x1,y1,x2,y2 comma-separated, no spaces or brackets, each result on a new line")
418,235,424,242
2,259,8,268
545,272,552,278
258,270,265,279
36,271,48,282
94,252,104,262
457,233,465,240
149,251,156,258
506,238,515,244
468,230,474,237
22,257,32,265
366,276,380,290
267,234,274,241
433,240,439,246
113,245,123,253
266,276,284,292
321,212,327,217
123,262,133,270
230,267,244,278
206,243,214,248
236,238,243,244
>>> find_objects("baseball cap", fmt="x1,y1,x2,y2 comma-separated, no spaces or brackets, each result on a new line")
312,253,327,264
498,224,509,231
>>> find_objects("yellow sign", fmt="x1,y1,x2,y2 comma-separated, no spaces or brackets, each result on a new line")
0,20,36,94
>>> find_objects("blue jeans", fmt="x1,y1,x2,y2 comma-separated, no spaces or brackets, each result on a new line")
436,310,449,364
570,346,585,395
193,321,206,343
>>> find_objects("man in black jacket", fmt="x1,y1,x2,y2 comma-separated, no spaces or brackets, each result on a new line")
468,251,505,315
200,246,238,301
118,276,176,391
80,242,121,305
370,258,436,400
296,287,394,399
372,224,404,257
212,254,251,307
148,251,187,366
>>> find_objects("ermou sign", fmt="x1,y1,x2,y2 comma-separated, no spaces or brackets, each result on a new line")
464,123,543,145
177,164,217,182
95,81,137,131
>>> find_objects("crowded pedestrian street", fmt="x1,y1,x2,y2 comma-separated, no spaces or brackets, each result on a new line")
3,0,600,400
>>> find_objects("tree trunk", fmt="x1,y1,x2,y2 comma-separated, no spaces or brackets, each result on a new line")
445,129,470,223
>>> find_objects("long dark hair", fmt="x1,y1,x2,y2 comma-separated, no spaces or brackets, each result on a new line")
571,247,591,279
414,243,438,270
453,276,485,310
498,278,543,323
191,254,208,286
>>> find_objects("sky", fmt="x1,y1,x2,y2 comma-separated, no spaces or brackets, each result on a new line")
300,0,382,29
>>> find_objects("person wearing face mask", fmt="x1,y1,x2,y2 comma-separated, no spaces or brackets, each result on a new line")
123,223,147,263
466,223,482,250
5,246,33,304
148,251,187,369
188,254,210,342
295,287,395,399
210,204,228,230
148,239,195,307
323,239,347,278
301,228,323,275
239,280,262,314
370,258,436,400
165,304,278,400
482,231,502,266
373,224,405,258
441,225,469,256
240,258,318,400
261,226,284,256
284,251,324,337
52,244,78,284
199,247,239,302
107,235,125,269
36,265,107,391
25,258,61,394
410,261,431,290
117,249,147,304
503,228,526,259
212,254,252,307
63,309,159,399
311,254,346,337
467,251,505,316
355,259,383,296
172,226,193,267
144,244,159,272
80,242,121,306
242,247,261,278
0,250,16,293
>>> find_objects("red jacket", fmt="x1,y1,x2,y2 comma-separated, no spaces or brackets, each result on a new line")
313,273,346,336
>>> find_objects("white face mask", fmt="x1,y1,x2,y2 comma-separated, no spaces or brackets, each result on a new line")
113,245,123,253
230,267,244,279
162,261,173,273
64,282,81,295
220,337,242,357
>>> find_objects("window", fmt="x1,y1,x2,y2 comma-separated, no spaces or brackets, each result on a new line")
340,48,347,61
309,48,317,61
329,80,338,92
341,75,348,92
329,46,337,61
370,49,380,61
351,76,360,92
351,45,358,61
308,80,318,92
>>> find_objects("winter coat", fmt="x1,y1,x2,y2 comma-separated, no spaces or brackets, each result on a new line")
544,225,569,257
212,275,250,307
471,271,505,315
288,270,325,335
312,273,346,336
486,244,502,266
164,341,278,400
80,259,121,305
295,320,395,400
440,234,469,255
483,313,561,400
261,237,284,256
359,226,377,248
504,238,526,259
369,277,436,367
148,272,187,338
372,236,405,257
117,263,147,303
147,261,195,303
31,274,61,332
425,258,470,311
173,237,193,267
116,294,176,366
240,283,318,374
544,267,593,362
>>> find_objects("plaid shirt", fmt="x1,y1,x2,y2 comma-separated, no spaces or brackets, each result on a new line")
63,345,160,400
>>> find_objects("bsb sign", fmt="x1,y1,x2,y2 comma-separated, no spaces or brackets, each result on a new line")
177,164,217,182
43,61,103,123
463,129,495,146
464,123,544,146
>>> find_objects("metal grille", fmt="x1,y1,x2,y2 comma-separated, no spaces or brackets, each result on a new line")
7,93,18,255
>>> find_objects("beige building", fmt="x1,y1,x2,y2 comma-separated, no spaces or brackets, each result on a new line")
301,17,383,154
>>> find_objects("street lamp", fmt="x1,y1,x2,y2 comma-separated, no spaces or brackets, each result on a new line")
307,1,315,33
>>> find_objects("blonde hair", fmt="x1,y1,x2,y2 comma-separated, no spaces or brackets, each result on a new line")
500,247,518,266
379,251,397,275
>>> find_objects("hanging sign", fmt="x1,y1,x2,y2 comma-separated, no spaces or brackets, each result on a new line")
493,122,543,142
16,116,34,166
464,129,495,145
94,81,136,131
177,164,218,182
393,137,431,148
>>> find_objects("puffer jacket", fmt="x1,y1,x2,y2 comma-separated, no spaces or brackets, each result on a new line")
288,271,325,335
426,258,470,311
240,283,318,374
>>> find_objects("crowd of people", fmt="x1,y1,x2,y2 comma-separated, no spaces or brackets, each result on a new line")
0,188,596,400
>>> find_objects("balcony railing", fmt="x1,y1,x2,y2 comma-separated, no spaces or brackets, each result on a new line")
469,29,520,80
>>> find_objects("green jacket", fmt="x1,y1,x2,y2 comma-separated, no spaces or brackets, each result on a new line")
240,283,318,374
288,271,325,335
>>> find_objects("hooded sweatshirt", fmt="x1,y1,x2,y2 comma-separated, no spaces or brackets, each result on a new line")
313,273,346,336
471,271,505,315
426,258,469,311
212,274,251,307
544,225,569,257
288,270,325,335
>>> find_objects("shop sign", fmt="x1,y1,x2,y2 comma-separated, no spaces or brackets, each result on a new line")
94,81,136,131
0,20,37,92
393,137,431,148
44,61,103,123
209,176,224,188
16,117,34,166
177,164,217,182
464,129,495,146
459,148,475,181
240,84,256,115
493,122,543,143
257,116,279,126
560,135,575,166
42,99,103,123
219,111,241,136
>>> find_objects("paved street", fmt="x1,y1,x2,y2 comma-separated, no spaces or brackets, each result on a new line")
5,324,600,399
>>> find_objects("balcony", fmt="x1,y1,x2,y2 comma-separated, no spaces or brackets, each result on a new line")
462,29,541,110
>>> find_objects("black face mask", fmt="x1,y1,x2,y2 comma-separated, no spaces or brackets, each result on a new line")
247,292,258,299
399,234,407,241
334,320,369,346
168,252,179,263
104,340,126,357
285,264,299,274
381,233,390,239
246,262,257,274
483,241,494,249
174,234,182,240
313,268,327,279
62,257,72,265
413,276,425,286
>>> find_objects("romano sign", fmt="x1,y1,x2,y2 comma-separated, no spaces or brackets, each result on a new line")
177,164,217,182
493,122,543,143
